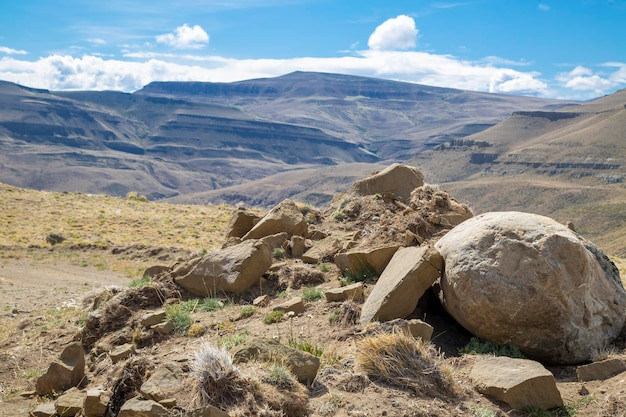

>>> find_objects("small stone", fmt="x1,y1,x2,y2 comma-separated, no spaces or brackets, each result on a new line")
253,294,271,307
273,297,304,315
110,343,135,363
55,387,85,417
152,321,175,335
324,282,363,302
579,385,590,396
31,401,56,417
141,310,167,327
84,388,110,417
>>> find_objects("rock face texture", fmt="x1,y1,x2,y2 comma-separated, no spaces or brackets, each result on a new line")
436,211,626,364
470,356,563,410
35,342,85,396
351,163,424,202
174,239,272,295
242,199,307,240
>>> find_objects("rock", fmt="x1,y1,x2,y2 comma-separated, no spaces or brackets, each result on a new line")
46,233,66,245
152,321,174,335
82,286,123,311
436,211,626,364
118,397,169,417
226,208,260,238
470,356,563,410
55,387,85,417
260,232,289,250
334,245,400,276
35,342,85,396
351,163,424,202
110,343,136,364
290,235,306,258
84,388,110,417
242,199,307,240
253,294,271,307
365,319,434,342
273,297,305,315
360,246,442,325
140,310,166,327
173,239,272,295
324,282,364,302
187,405,230,417
232,338,320,385
577,358,626,381
407,319,434,342
302,236,344,264
32,402,56,417
140,363,183,402
142,265,169,280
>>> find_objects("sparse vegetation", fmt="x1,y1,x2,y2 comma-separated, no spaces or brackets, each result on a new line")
129,275,152,288
199,297,224,312
217,330,250,349
341,262,378,284
302,286,323,301
272,247,286,260
461,337,525,358
263,310,285,324
166,302,195,333
264,364,297,388
191,342,246,407
237,306,256,319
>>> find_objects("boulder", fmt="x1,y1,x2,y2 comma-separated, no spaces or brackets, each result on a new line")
140,363,183,402
334,245,400,276
242,199,307,240
577,358,626,382
232,338,320,385
436,211,626,364
273,297,305,315
55,387,85,417
352,163,424,202
152,321,174,335
290,235,306,258
174,239,272,295
470,356,563,410
302,236,345,264
36,342,85,396
84,388,110,417
324,282,364,302
260,232,289,250
360,246,442,325
226,208,260,238
118,397,169,417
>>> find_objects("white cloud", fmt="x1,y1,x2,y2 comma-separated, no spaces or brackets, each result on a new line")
87,38,107,46
368,15,418,51
156,24,209,49
0,46,27,55
556,65,617,94
538,4,550,11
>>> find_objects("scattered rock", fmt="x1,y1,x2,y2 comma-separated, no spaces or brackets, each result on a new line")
277,263,325,289
84,388,110,417
140,362,183,402
407,319,434,342
55,387,85,417
302,236,344,264
142,265,169,280
232,338,320,385
110,343,136,364
470,356,563,410
152,321,174,335
253,294,271,307
140,310,166,327
324,282,364,302
360,246,442,325
46,233,66,245
242,199,307,240
260,232,289,250
289,235,306,258
365,318,434,342
173,239,272,295
117,397,170,417
577,358,626,382
334,245,400,276
436,211,626,364
273,297,305,315
36,342,86,396
351,163,424,202
226,208,260,238
31,401,56,417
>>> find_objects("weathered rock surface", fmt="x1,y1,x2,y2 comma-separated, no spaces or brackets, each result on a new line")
173,239,272,295
140,363,183,402
360,246,442,325
232,338,320,385
226,208,260,238
110,343,136,364
324,282,364,302
140,310,166,327
273,296,305,315
187,405,230,417
577,358,626,382
242,199,307,240
118,397,170,417
84,388,110,417
470,356,563,410
436,211,626,364
36,342,85,396
334,245,400,276
31,401,56,417
352,163,424,202
55,387,85,417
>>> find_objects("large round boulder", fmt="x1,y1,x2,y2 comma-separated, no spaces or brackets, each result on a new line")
435,211,626,364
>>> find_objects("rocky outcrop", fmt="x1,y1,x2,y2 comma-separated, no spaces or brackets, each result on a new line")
436,211,626,364
324,282,364,302
140,363,183,403
242,199,307,240
36,342,85,396
334,245,400,276
470,356,563,410
55,387,84,417
226,208,260,238
173,239,272,295
360,246,442,325
352,163,424,202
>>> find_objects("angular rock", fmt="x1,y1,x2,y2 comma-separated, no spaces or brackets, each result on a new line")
232,338,320,385
142,265,169,280
324,282,364,302
226,208,260,238
290,235,306,258
407,319,434,342
84,388,110,417
302,236,344,264
360,246,442,325
140,363,183,402
110,343,136,364
334,245,400,276
187,405,229,417
253,294,271,307
32,402,56,417
243,199,307,240
140,310,166,327
273,297,305,315
118,397,169,417
577,358,626,381
351,163,424,202
152,321,174,335
173,239,272,295
470,356,563,410
36,342,85,396
436,211,626,364
55,387,85,417
260,232,289,250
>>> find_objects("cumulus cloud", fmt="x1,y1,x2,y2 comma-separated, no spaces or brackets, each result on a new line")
0,46,27,55
538,4,550,11
368,15,418,51
556,65,616,94
156,24,209,49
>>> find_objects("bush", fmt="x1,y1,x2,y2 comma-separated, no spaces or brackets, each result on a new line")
302,287,323,301
199,297,223,312
129,275,151,288
238,306,256,320
166,302,194,333
341,262,378,284
460,337,524,358
272,247,286,260
263,310,285,324
264,364,297,388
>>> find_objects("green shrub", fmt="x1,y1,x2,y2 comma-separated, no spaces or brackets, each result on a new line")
341,262,378,284
263,310,285,324
302,287,323,301
199,297,223,312
332,211,346,222
129,275,151,288
289,338,325,357
166,303,194,333
460,337,525,358
264,364,297,388
238,306,256,319
272,247,286,260
217,330,249,349
318,263,330,272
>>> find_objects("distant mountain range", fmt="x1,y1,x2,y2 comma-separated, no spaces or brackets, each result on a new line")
1,72,625,254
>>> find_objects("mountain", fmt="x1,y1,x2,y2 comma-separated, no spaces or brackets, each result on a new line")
0,72,571,201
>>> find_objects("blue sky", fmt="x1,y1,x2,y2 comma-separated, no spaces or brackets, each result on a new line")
0,0,624,100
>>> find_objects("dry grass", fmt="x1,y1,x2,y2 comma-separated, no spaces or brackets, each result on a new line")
356,331,459,400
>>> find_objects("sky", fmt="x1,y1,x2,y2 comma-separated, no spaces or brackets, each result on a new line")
0,0,625,100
